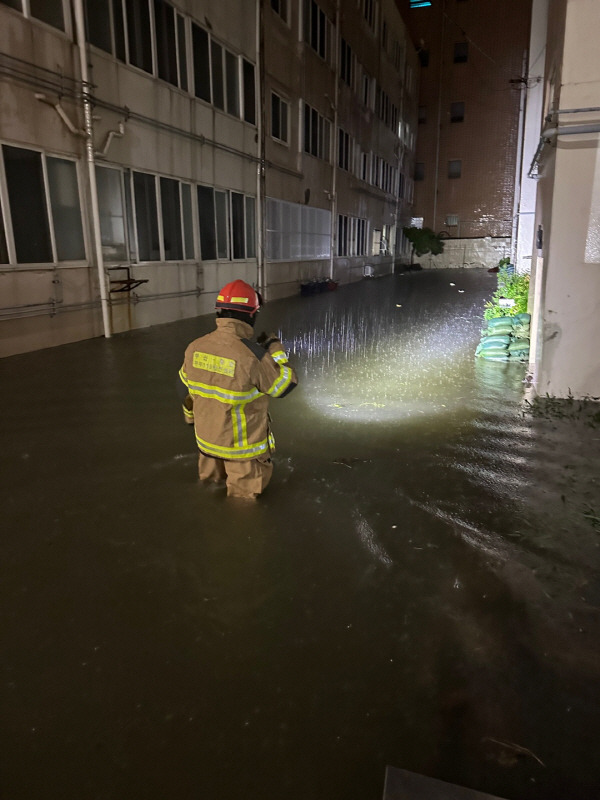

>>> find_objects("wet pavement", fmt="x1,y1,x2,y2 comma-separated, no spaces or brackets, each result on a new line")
1,269,600,800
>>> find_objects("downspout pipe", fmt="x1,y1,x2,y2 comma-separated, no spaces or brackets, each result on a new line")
255,0,265,296
329,0,340,281
73,0,111,339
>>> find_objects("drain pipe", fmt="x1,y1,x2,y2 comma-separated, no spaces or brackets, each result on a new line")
528,122,600,178
328,0,340,281
255,0,265,296
73,0,111,339
511,50,528,266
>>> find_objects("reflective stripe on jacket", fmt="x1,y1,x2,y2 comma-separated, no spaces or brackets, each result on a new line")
179,317,297,460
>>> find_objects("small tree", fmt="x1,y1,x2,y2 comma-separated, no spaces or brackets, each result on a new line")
402,226,445,264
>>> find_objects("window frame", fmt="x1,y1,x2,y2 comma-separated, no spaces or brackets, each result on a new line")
448,159,462,179
0,143,88,266
271,91,290,144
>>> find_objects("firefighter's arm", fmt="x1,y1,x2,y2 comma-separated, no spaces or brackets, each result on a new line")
177,364,195,425
257,333,298,398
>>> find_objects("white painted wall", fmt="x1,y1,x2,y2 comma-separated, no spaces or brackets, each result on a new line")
534,0,600,398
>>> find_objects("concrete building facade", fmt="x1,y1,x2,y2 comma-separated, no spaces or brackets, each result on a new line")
0,0,418,357
527,0,600,398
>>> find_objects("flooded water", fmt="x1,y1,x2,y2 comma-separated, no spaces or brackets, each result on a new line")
1,269,599,800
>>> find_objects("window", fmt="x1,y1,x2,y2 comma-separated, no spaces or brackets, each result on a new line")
84,0,112,52
304,103,330,161
454,41,468,63
448,159,462,178
133,172,160,261
340,38,354,87
3,145,52,263
192,23,211,102
361,152,370,182
371,228,381,256
160,177,183,260
338,129,351,171
271,93,289,143
266,198,330,261
270,0,288,23
215,191,228,259
303,0,331,61
362,0,376,30
414,162,425,181
181,183,194,259
450,101,464,122
2,145,86,264
196,185,255,262
30,0,65,28
153,0,187,89
211,41,224,110
84,0,159,75
126,0,153,73
231,192,245,260
245,197,256,259
338,215,367,256
192,24,255,123
418,105,427,124
381,19,387,49
154,0,177,85
197,185,216,261
46,158,86,261
393,39,403,71
4,0,66,30
225,50,240,117
96,166,129,262
418,48,429,67
242,60,256,125
361,70,372,107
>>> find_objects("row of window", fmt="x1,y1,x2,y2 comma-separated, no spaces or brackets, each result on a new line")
0,145,399,268
338,129,399,195
418,41,469,68
419,102,465,124
415,160,462,180
82,0,257,124
302,0,405,76
339,38,401,135
0,144,256,265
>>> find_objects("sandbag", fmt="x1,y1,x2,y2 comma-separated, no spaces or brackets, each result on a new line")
482,325,513,336
515,312,531,324
488,316,515,328
480,335,511,348
477,347,510,357
480,352,509,361
508,338,531,352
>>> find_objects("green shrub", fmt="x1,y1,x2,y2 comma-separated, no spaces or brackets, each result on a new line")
484,265,530,320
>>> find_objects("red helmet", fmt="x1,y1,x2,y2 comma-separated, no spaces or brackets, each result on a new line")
215,280,262,317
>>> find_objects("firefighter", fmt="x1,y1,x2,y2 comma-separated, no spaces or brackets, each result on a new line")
178,279,298,500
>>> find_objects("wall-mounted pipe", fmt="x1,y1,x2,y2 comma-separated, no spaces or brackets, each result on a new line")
95,121,126,158
34,93,86,137
528,123,600,178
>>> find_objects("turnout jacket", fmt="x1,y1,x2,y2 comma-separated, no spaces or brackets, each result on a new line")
179,317,297,460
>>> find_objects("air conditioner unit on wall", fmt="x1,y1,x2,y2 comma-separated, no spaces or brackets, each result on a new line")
445,214,459,227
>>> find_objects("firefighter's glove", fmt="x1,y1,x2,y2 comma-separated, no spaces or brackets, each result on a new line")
258,331,280,350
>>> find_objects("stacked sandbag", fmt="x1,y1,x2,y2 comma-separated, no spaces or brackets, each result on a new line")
475,333,511,361
476,315,531,362
512,312,531,339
